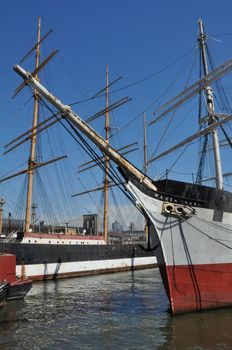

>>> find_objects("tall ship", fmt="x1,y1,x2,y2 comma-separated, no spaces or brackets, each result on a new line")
0,18,157,281
13,18,232,314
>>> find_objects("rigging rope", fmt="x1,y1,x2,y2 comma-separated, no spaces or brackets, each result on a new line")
35,171,62,228
12,176,27,227
69,47,196,106
39,97,142,213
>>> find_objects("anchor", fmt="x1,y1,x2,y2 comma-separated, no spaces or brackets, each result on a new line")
139,217,160,252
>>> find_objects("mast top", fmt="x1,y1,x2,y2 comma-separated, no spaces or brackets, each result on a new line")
198,18,207,47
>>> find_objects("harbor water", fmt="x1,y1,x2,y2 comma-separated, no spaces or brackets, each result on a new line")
0,268,232,349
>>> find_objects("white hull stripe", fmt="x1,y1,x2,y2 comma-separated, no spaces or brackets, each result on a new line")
16,256,157,278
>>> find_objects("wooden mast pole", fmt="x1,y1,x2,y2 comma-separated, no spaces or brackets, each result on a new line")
103,65,109,243
25,17,41,232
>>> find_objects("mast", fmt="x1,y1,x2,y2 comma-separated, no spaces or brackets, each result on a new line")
143,113,149,238
103,65,109,243
25,16,41,232
0,198,5,235
143,113,148,174
14,65,157,192
198,18,223,190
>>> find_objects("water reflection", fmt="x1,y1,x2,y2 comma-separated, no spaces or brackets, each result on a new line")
160,308,232,350
0,269,232,349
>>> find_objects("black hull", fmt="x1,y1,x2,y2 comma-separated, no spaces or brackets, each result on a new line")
0,283,9,306
0,242,157,281
0,242,156,264
7,280,32,300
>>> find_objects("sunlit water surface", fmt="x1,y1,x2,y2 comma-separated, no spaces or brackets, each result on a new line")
0,268,232,349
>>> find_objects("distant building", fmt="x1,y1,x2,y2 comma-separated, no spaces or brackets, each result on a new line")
83,214,99,235
112,220,122,233
129,222,135,231
1,217,81,235
108,229,146,244
2,217,24,234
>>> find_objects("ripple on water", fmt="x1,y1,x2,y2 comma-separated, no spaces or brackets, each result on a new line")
2,269,232,350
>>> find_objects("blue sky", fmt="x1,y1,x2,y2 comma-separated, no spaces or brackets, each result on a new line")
0,0,232,228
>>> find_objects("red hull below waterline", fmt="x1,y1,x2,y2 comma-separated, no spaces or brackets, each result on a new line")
166,263,232,314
